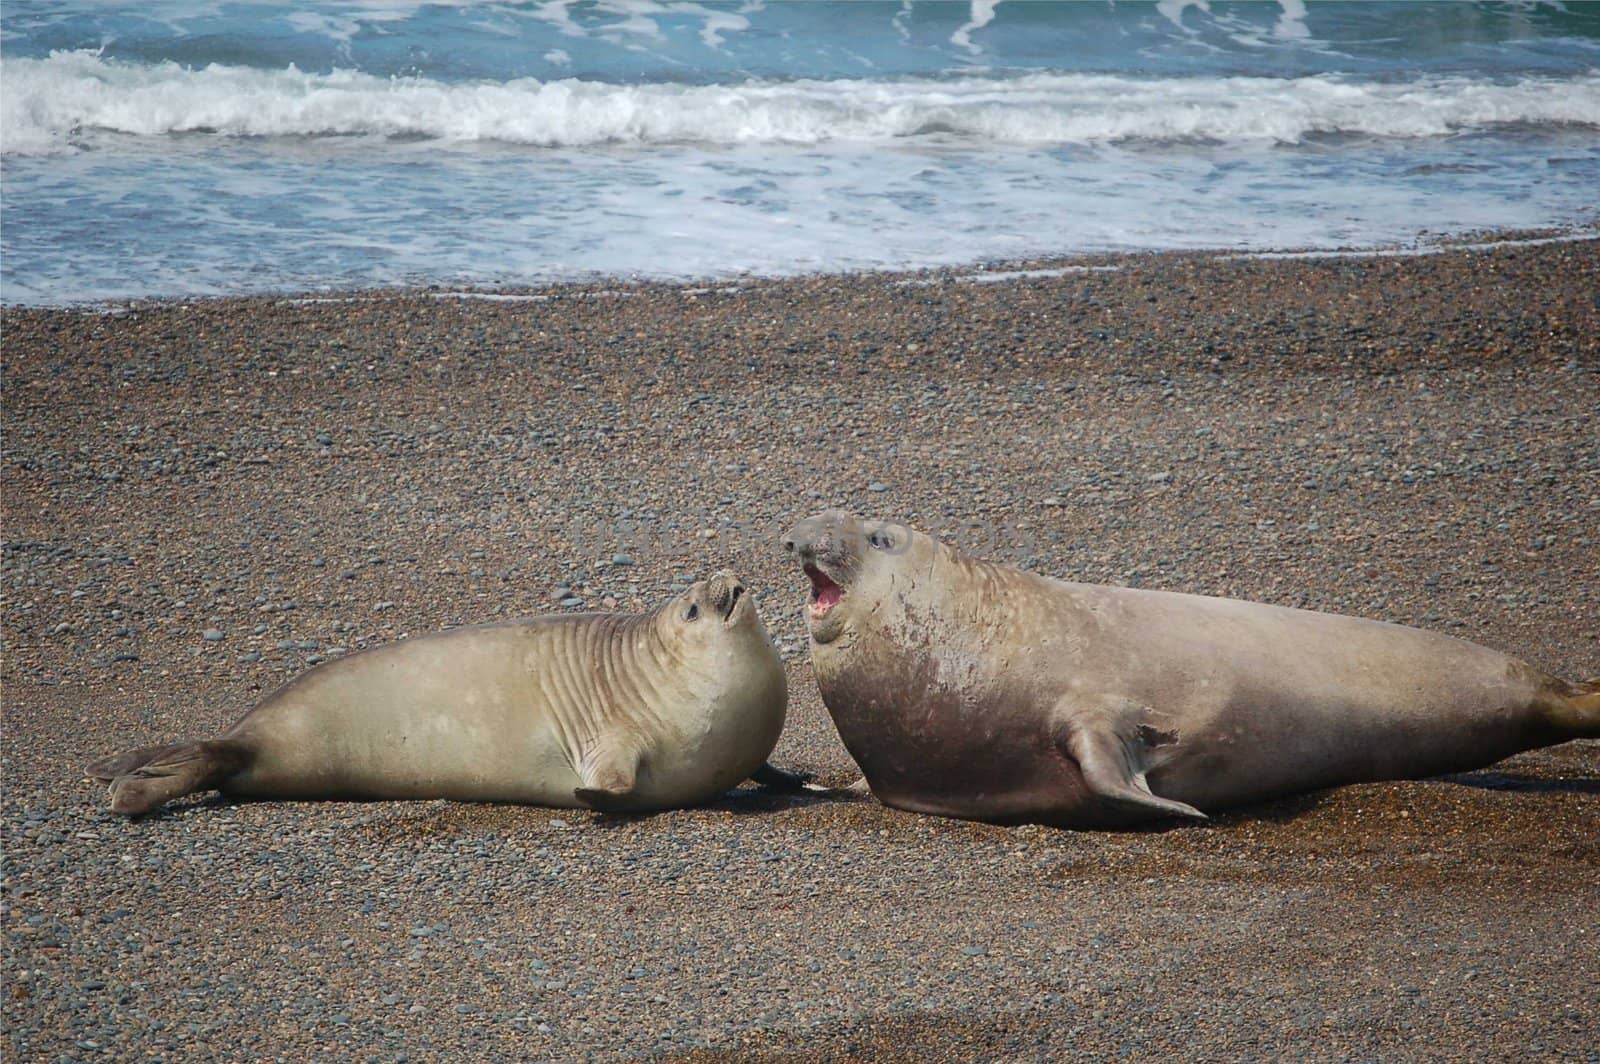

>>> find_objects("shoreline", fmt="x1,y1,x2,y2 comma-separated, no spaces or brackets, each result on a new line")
7,223,1598,314
5,236,1598,1060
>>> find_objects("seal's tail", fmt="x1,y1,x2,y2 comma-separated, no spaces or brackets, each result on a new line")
83,740,248,816
1545,677,1600,739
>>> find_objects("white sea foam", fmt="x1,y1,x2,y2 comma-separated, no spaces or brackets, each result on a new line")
1233,229,1600,261
896,265,1124,287
5,50,1599,155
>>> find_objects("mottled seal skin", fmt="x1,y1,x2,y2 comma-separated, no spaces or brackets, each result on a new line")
87,571,801,816
783,511,1600,829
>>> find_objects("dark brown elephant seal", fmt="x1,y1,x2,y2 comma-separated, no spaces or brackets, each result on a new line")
782,510,1599,829
86,571,805,816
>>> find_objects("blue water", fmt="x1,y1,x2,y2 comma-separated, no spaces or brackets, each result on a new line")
3,2,1599,304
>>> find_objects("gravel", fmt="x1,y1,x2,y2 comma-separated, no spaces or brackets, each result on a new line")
4,238,1598,1062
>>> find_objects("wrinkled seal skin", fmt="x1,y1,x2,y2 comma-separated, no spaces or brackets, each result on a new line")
784,511,1600,829
86,571,796,816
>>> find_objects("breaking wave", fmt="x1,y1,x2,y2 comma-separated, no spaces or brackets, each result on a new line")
6,50,1600,155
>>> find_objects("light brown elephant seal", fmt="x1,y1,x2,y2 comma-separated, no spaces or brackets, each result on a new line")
87,571,804,816
782,511,1599,829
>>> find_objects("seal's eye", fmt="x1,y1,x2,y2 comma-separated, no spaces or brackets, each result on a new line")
685,603,700,622
868,530,892,550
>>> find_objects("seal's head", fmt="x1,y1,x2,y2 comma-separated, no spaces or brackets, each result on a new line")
654,570,787,754
781,510,933,645
657,568,774,657
667,568,757,627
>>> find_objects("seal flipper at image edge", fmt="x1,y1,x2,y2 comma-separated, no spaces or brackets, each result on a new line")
1548,676,1600,737
749,762,815,791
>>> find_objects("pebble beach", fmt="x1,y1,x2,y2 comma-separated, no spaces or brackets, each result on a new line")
4,237,1598,1061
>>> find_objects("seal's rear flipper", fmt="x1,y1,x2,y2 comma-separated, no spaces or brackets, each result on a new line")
85,743,178,782
749,762,814,791
1548,677,1600,738
102,740,249,816
1067,725,1207,823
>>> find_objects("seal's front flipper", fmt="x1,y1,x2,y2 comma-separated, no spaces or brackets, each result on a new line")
104,740,248,816
1067,726,1207,823
574,744,640,811
749,762,814,791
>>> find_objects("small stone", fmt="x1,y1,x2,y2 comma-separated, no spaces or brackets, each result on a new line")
611,553,634,567
559,596,583,608
374,601,395,611
316,431,333,446
1145,471,1172,483
868,482,889,492
202,629,224,642
961,945,988,956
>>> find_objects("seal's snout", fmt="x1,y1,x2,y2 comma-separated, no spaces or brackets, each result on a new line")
782,526,823,562
783,512,862,632
782,510,852,562
787,533,825,563
705,569,748,623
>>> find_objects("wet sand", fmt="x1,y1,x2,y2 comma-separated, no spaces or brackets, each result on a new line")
4,237,1598,1061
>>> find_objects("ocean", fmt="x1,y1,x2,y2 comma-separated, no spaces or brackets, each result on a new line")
3,1,1598,305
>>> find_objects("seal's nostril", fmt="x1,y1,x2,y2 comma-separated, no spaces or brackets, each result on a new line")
782,538,796,553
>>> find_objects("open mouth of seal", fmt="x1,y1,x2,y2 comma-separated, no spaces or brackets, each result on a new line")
805,564,844,620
